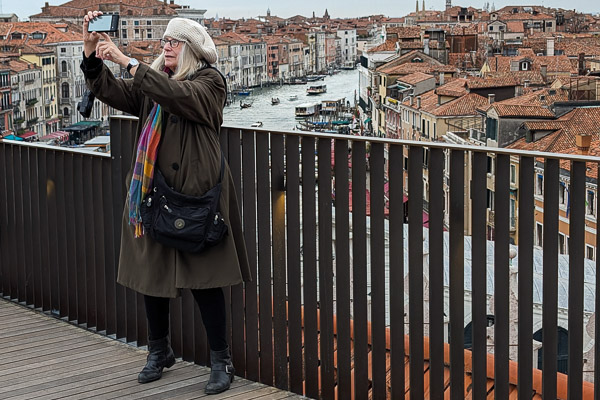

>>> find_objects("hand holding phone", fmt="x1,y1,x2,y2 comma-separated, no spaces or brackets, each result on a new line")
87,14,119,33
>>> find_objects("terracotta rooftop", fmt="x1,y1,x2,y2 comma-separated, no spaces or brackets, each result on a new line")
367,39,397,53
7,59,37,73
431,93,489,117
467,75,520,89
484,70,545,86
30,0,177,18
506,20,525,33
397,72,434,86
485,54,574,74
386,26,421,39
0,22,81,45
435,78,468,97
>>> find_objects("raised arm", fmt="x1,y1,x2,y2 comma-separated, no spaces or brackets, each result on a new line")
81,11,142,116
131,65,226,126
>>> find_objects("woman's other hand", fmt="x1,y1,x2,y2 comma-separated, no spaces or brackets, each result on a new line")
83,10,103,57
95,33,129,67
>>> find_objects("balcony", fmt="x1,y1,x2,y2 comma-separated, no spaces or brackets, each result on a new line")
26,98,38,107
26,117,38,126
0,117,598,399
60,97,70,105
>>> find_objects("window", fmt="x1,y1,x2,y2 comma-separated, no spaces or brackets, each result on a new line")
134,20,140,26
147,20,152,25
559,233,567,254
587,190,595,216
487,189,495,210
61,82,69,98
122,20,126,25
122,29,127,39
486,117,498,141
536,223,543,247
536,174,544,196
510,198,516,229
559,183,567,205
510,164,517,185
61,61,67,73
60,47,66,53
489,26,494,31
586,245,595,260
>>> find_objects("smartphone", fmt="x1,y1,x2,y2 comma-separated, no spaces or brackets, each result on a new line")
87,14,120,32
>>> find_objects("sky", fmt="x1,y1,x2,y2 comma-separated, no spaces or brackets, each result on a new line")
2,0,598,21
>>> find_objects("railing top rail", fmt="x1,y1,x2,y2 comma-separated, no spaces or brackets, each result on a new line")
226,125,600,163
0,138,111,159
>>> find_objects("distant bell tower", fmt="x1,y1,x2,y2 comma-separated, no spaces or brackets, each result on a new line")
422,0,425,16
446,0,451,10
416,0,419,16
267,7,271,17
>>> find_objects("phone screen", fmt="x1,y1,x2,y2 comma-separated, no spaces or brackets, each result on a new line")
88,15,117,32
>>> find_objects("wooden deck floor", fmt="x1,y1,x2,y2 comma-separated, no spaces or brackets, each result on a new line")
0,299,308,400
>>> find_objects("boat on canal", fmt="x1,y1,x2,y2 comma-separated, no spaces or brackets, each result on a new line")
295,103,321,118
307,84,327,95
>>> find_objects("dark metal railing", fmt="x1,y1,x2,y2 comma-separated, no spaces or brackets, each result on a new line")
1,115,599,399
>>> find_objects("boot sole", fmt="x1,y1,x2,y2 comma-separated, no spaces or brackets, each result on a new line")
205,375,235,395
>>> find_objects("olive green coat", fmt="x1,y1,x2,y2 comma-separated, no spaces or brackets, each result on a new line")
86,62,251,298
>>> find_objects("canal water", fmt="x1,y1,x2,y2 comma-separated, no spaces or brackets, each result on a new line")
223,69,360,130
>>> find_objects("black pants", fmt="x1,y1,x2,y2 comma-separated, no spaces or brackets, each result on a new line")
144,288,227,351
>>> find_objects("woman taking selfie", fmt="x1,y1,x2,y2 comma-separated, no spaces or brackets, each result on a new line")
80,11,251,395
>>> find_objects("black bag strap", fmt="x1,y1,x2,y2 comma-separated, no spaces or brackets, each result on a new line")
217,150,225,184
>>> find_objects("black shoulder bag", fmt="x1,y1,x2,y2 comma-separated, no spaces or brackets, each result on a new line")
140,153,228,253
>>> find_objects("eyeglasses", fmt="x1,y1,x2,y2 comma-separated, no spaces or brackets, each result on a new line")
160,38,182,48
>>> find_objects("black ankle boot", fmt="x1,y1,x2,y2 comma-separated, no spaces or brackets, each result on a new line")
205,347,235,394
138,336,176,383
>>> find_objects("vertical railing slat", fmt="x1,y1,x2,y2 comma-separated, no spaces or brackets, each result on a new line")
256,131,273,385
242,129,259,381
0,144,9,297
285,134,303,395
370,142,386,400
494,154,510,399
271,133,289,390
352,141,369,400
449,149,464,399
83,156,97,329
92,158,107,333
471,151,488,398
542,158,559,399
30,148,43,308
567,161,585,399
429,147,446,399
14,146,26,302
302,136,319,399
388,144,405,399
517,156,534,400
408,145,424,399
317,137,335,399
226,127,246,375
334,138,351,400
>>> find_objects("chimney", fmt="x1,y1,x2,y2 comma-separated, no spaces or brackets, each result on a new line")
579,53,586,75
576,133,592,155
439,72,444,85
410,96,414,106
546,37,554,56
416,96,422,108
540,64,547,82
488,93,495,104
524,79,530,88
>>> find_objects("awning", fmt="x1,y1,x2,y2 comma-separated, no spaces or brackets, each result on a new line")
3,134,24,141
45,118,60,124
19,131,38,139
39,130,70,142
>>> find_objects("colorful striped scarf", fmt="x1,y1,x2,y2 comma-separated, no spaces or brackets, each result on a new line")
128,102,163,238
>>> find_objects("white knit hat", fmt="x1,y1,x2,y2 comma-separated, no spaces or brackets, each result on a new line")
163,18,218,64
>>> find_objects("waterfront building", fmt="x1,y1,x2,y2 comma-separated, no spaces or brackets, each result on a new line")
0,63,11,136
9,59,42,137
337,27,357,68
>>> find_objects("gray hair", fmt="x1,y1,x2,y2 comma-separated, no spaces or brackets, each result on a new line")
150,43,207,81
